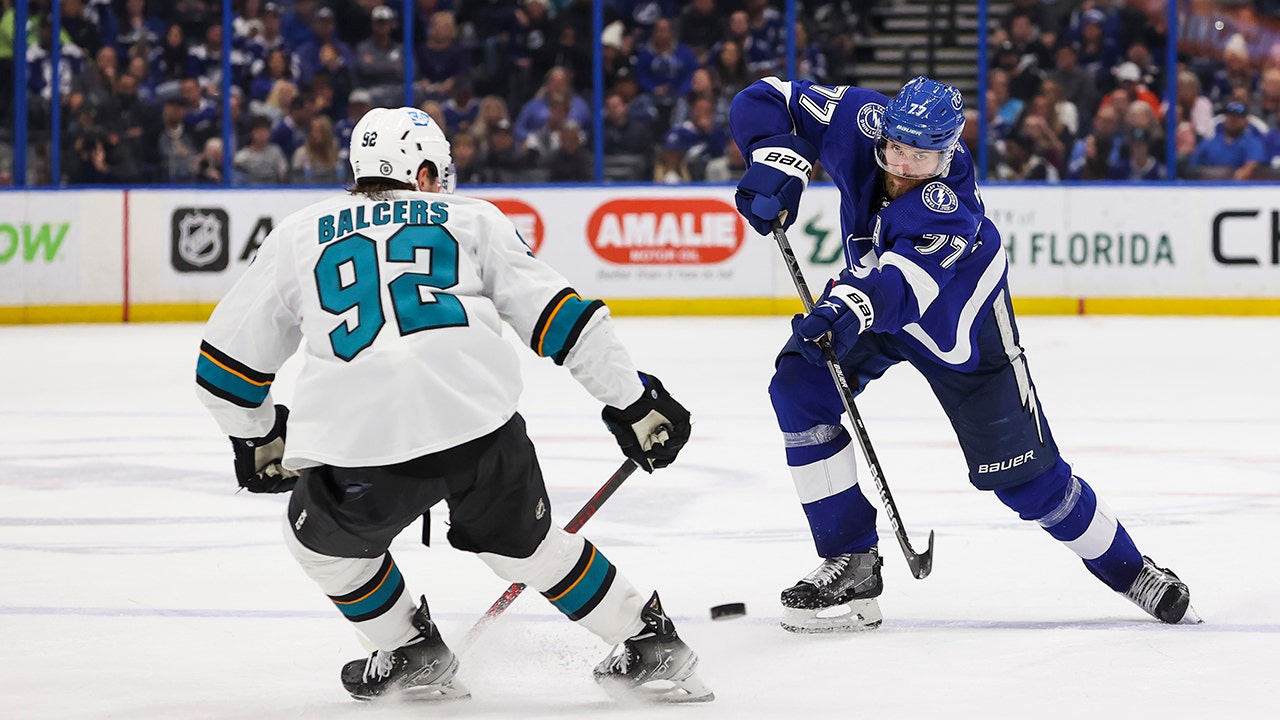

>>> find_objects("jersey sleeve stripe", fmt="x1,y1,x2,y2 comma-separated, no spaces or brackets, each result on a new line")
198,341,274,384
880,252,941,315
196,342,275,408
531,289,605,365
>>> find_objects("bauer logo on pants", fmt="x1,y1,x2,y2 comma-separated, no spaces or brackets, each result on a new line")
171,208,230,272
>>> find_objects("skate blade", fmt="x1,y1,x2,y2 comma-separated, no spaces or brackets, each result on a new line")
1179,603,1204,625
598,674,715,704
781,598,883,634
404,680,471,701
351,680,471,703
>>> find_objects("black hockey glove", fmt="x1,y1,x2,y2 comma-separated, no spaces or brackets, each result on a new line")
602,373,692,473
229,405,298,493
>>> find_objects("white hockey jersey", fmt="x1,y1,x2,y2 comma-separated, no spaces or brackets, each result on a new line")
196,190,645,469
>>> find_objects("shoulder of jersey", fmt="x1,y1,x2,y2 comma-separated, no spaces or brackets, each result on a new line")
829,87,890,142
917,181,962,215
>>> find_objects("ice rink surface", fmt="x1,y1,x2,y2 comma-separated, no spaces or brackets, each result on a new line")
2,315,1277,719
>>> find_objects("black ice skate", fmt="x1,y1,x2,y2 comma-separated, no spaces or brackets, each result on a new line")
781,548,884,633
340,597,470,702
593,591,714,703
1122,556,1200,624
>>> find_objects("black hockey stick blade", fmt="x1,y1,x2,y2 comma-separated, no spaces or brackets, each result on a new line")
903,529,935,579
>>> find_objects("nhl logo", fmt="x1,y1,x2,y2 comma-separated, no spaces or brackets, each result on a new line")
921,182,959,214
171,207,229,272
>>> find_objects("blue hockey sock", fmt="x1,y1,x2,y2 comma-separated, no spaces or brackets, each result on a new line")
784,425,879,556
996,461,1144,591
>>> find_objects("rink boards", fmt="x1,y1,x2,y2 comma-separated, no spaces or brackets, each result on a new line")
1,184,1278,323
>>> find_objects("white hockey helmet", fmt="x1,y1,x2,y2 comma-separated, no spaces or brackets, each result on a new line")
349,107,455,193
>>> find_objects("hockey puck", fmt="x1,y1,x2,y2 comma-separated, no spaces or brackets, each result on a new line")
710,602,747,621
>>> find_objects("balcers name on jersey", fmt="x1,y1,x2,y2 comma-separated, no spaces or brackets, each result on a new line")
318,199,451,243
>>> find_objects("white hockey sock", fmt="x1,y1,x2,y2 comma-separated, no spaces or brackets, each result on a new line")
789,437,860,504
281,515,419,651
479,525,645,645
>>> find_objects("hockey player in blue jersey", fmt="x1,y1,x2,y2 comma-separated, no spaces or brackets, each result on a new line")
730,75,1195,632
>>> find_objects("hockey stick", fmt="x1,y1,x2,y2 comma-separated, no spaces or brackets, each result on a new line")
771,220,935,579
462,458,640,646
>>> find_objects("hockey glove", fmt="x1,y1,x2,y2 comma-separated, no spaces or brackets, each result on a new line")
601,373,692,473
229,404,299,493
792,280,876,365
734,134,818,236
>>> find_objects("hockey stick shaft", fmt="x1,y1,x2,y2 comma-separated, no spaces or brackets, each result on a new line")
462,458,640,645
771,221,934,579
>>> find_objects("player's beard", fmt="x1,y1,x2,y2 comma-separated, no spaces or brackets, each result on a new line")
883,172,926,200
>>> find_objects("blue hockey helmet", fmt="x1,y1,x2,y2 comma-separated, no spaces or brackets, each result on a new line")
874,76,966,179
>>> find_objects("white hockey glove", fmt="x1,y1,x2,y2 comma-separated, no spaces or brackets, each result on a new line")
601,373,692,473
229,405,299,493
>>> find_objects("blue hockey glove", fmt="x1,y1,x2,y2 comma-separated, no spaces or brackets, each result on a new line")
229,404,298,493
602,373,692,473
735,134,818,236
791,281,876,365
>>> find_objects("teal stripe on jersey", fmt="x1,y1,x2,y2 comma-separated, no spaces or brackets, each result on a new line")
196,354,271,407
542,295,601,364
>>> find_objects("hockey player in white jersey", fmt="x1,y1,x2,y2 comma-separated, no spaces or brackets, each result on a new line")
195,107,712,703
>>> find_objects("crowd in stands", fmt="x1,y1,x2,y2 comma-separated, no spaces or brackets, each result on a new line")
0,0,1276,186
0,0,883,185
983,0,1280,181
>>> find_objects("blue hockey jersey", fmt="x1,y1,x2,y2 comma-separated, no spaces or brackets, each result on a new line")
730,78,1009,372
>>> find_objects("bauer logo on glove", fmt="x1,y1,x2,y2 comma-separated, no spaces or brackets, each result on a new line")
792,281,877,365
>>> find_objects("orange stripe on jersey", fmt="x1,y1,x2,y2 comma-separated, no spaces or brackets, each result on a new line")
537,293,578,356
198,350,273,387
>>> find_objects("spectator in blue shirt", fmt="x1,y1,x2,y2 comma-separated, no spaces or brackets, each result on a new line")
1262,128,1280,178
280,0,321,51
745,0,786,72
512,66,592,144
635,18,697,104
612,0,677,40
1109,127,1165,180
661,95,727,180
415,11,471,104
270,94,315,159
102,0,165,57
1189,101,1267,180
1067,103,1123,179
296,6,354,85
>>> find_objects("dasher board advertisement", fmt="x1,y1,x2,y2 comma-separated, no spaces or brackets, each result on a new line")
127,186,769,307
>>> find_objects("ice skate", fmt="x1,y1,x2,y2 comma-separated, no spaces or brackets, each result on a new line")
340,597,470,702
1122,556,1201,624
593,591,714,703
781,548,884,633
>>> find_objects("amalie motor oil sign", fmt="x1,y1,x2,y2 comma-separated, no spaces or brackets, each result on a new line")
587,198,745,264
